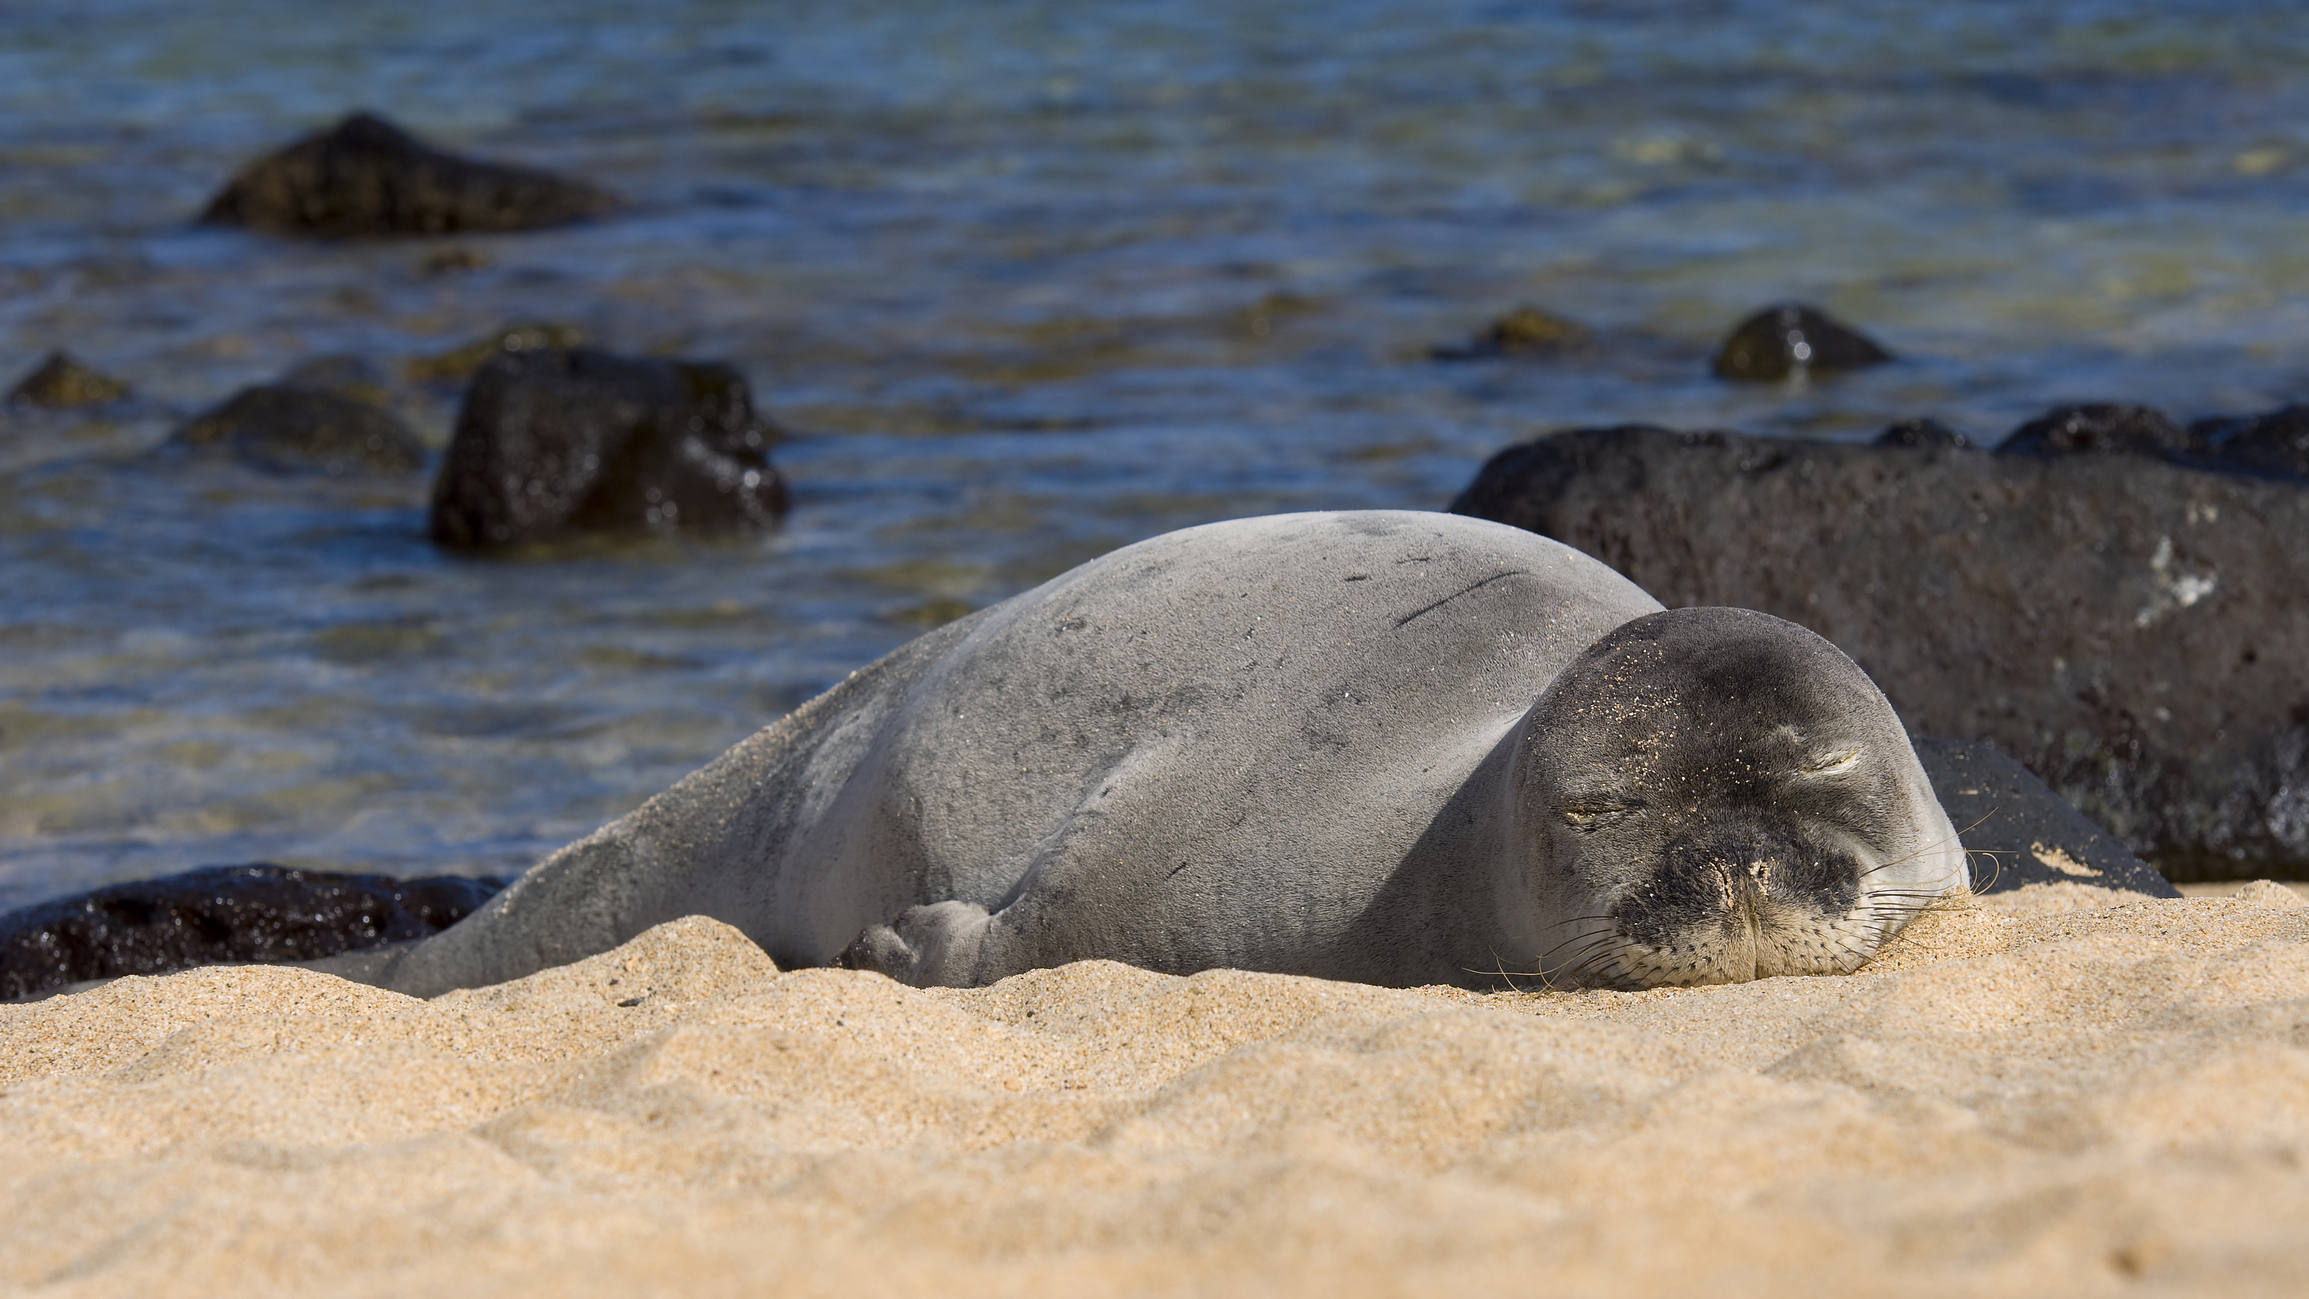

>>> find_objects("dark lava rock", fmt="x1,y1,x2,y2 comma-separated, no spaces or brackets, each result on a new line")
1450,424,2309,879
7,351,131,407
1712,303,1892,381
2192,404,2309,482
429,347,788,548
1998,402,2191,458
169,361,426,476
199,111,616,238
1877,417,1971,449
1436,306,1592,359
0,865,506,1001
1914,738,2178,898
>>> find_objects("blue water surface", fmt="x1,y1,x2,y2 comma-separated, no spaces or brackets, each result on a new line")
3,0,2306,906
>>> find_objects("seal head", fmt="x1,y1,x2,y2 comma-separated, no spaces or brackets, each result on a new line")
1509,607,1966,988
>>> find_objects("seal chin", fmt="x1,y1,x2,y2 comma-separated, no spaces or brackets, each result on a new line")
1554,823,1925,989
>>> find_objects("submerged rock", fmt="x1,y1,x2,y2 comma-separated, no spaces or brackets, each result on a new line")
1435,306,1591,359
418,246,491,277
403,321,588,385
429,347,788,548
1711,303,1892,381
1998,402,2191,457
1450,424,2309,879
7,351,131,407
169,357,426,476
277,353,399,408
1914,739,2178,898
0,865,506,1001
199,111,616,238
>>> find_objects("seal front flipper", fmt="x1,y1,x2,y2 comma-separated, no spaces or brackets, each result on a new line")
838,901,993,985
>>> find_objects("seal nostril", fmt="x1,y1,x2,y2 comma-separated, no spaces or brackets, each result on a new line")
1616,823,1861,950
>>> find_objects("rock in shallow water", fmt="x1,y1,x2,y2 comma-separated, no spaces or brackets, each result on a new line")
7,351,130,408
428,347,789,548
1711,302,1892,381
1433,306,1591,359
404,321,589,386
0,865,506,1001
198,111,616,238
167,357,426,476
1449,424,2309,879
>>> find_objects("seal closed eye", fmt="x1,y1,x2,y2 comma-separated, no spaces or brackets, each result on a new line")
326,511,1968,996
1507,606,1964,987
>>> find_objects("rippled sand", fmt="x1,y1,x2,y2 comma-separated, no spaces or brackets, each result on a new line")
6,884,2309,1297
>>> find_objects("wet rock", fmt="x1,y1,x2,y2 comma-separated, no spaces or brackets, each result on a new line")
7,351,131,407
429,347,788,548
1711,303,1892,381
0,865,506,1001
1914,739,2178,898
1877,417,1971,449
169,358,426,476
404,321,588,385
2191,404,2309,482
418,246,491,277
1998,402,2191,457
198,111,616,238
1450,424,2309,879
278,353,398,408
1435,306,1591,359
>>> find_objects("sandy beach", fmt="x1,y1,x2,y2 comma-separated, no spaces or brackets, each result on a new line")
2,883,2306,1297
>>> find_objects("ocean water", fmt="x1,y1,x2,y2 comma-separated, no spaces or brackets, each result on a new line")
4,0,2307,908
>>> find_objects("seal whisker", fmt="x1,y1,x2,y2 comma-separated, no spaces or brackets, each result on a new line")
1465,947,1535,993
1856,816,1983,884
1544,935,1625,990
1537,933,1617,972
1962,848,2009,893
1534,925,1622,973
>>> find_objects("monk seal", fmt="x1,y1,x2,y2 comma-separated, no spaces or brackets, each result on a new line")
328,510,1967,995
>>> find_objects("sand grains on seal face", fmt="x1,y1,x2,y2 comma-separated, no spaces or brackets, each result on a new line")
6,893,2309,1297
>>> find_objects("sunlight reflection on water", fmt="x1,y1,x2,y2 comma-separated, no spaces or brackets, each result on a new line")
4,0,2306,903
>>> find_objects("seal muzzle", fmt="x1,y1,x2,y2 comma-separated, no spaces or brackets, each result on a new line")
1600,821,1874,986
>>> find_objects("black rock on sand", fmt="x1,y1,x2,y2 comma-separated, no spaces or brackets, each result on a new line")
1451,423,2309,880
1913,739,2178,898
0,865,507,1002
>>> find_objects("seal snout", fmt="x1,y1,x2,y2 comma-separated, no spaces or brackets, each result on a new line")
1599,823,1867,987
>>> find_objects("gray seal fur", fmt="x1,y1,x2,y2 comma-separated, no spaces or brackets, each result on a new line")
331,510,1967,995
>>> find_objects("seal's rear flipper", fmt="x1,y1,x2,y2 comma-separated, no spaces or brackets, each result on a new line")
1912,738,2180,898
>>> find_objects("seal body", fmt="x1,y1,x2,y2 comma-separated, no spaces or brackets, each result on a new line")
344,511,1966,995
